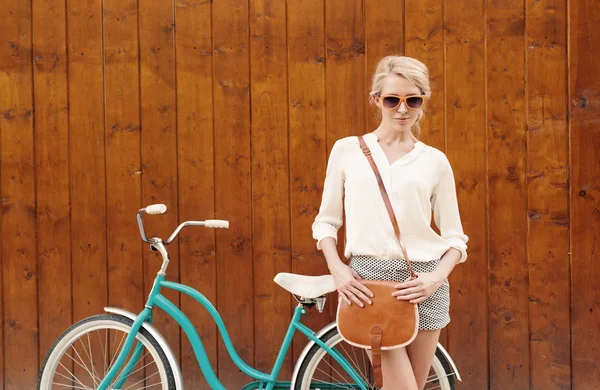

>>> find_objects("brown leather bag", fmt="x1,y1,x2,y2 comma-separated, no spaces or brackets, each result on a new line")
336,135,419,388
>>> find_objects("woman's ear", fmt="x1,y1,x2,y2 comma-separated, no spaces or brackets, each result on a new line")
372,95,381,108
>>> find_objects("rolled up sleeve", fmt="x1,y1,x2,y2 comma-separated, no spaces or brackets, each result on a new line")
432,156,469,263
312,141,345,250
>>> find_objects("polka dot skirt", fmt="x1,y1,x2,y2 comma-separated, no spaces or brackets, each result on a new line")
349,255,450,331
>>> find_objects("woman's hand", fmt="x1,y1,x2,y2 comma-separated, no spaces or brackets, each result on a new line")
392,272,444,304
330,262,374,307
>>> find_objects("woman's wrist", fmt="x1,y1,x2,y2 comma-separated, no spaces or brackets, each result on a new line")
433,248,462,280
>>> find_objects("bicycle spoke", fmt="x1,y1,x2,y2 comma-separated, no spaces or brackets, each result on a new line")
54,362,92,390
121,370,161,390
67,344,101,385
108,329,128,370
108,350,152,389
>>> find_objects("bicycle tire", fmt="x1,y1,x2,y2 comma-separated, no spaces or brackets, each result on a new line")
294,326,456,390
38,313,176,390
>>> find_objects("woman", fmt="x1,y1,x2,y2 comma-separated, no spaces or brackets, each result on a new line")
312,55,468,390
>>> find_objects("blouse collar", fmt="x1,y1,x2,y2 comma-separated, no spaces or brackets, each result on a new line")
363,132,426,167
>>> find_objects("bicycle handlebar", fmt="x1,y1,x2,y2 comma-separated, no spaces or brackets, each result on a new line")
137,204,229,244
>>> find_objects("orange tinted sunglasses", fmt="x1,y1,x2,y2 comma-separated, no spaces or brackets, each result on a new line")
374,93,426,110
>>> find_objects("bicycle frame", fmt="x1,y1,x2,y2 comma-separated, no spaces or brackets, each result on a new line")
97,273,368,390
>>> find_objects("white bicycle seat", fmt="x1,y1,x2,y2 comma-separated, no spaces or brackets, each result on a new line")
274,273,336,299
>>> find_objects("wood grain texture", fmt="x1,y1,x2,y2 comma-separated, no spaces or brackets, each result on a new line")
527,0,570,388
326,0,366,144
364,0,404,133
444,1,489,389
139,0,181,366
103,0,143,313
174,0,217,387
486,1,529,389
287,0,331,366
67,0,108,320
212,0,254,386
249,0,293,376
0,0,38,387
32,0,72,365
405,0,447,346
570,0,600,388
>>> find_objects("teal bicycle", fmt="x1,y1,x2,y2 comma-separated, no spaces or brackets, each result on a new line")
38,204,461,389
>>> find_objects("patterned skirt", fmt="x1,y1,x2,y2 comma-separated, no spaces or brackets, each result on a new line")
349,255,450,331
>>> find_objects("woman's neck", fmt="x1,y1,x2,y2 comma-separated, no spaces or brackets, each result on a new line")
372,126,418,146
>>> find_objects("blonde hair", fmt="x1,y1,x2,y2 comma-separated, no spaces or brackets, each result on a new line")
369,56,432,139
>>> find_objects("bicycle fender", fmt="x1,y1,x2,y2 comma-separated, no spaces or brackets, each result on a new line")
104,307,184,389
436,342,462,382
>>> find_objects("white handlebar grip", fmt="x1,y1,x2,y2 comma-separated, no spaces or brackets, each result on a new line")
145,204,167,215
205,220,229,229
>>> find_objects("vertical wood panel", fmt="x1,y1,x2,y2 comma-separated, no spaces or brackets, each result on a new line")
175,0,217,387
288,0,330,365
249,0,292,376
67,0,108,320
33,0,72,363
444,1,488,389
103,0,143,313
527,0,571,388
486,1,529,389
405,0,444,148
364,0,404,132
405,0,447,346
139,0,180,366
326,0,365,144
213,0,254,386
0,0,38,387
570,0,600,388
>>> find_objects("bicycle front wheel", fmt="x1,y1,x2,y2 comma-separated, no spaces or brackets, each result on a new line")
38,314,176,390
294,326,456,390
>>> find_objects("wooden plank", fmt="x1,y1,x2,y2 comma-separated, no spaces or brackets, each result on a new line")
139,0,180,367
0,1,38,387
486,1,529,389
364,0,404,133
287,0,331,365
174,0,217,387
444,1,488,389
212,0,254,386
32,0,72,364
570,0,600,388
249,0,292,376
67,0,108,321
526,0,570,388
404,0,444,148
405,0,447,346
103,0,143,314
325,0,365,144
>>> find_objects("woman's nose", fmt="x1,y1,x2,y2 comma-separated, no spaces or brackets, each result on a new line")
397,102,409,113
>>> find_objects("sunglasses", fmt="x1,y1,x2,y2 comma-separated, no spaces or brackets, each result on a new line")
375,93,426,110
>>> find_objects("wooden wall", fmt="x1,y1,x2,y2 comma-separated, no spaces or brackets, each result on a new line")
0,0,598,389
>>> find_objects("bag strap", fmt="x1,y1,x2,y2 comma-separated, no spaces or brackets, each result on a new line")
370,325,384,388
358,135,416,278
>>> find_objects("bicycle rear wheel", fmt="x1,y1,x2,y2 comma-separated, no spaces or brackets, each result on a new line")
38,313,176,390
294,326,456,390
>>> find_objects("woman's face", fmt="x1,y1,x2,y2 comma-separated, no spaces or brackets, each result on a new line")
374,74,423,131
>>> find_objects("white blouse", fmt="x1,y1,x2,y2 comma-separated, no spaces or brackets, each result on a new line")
312,133,469,263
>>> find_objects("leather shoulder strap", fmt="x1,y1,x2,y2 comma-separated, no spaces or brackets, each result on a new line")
358,136,415,278
370,325,384,388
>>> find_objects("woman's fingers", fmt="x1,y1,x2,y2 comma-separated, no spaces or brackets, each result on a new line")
392,287,421,297
348,285,373,305
351,279,374,298
338,290,352,305
397,292,422,301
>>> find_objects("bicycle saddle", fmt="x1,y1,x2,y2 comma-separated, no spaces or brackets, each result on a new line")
273,273,336,298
